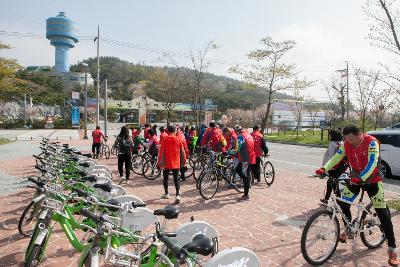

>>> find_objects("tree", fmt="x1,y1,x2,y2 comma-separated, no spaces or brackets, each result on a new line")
352,68,389,131
148,67,184,124
324,76,347,122
188,41,218,127
229,36,311,133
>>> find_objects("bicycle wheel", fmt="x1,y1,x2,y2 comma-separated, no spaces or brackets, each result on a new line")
199,171,219,200
301,209,339,266
18,201,41,237
142,161,160,180
263,161,275,186
227,164,244,193
131,154,145,175
360,203,389,249
24,228,49,267
104,145,111,159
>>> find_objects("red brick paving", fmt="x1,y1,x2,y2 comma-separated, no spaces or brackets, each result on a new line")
0,140,399,267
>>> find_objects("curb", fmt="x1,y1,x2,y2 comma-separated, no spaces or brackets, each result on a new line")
267,140,326,148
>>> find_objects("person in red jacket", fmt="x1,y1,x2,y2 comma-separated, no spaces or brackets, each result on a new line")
147,129,159,159
176,126,190,181
159,126,168,143
201,121,225,152
250,125,269,182
316,125,397,266
158,125,186,204
91,126,106,159
223,126,238,151
143,124,151,140
231,125,255,201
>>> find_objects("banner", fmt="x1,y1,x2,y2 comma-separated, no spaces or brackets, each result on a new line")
71,106,80,127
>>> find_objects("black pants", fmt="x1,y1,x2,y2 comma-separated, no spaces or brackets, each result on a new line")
235,162,251,196
251,157,261,181
163,169,180,196
118,153,132,180
338,182,396,248
92,143,101,158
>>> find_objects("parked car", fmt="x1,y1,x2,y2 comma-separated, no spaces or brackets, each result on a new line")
368,130,400,178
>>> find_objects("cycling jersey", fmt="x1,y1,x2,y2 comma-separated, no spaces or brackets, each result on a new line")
92,130,105,144
158,134,186,169
324,134,381,183
236,130,256,164
160,131,168,143
251,130,268,157
201,127,226,152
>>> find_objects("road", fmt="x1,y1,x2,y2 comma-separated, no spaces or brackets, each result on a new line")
268,142,400,195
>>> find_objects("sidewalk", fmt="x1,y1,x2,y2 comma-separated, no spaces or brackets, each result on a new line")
0,140,398,266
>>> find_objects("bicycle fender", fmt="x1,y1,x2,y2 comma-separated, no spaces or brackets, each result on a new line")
77,245,92,267
173,220,219,247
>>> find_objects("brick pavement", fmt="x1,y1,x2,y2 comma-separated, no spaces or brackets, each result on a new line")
0,140,399,267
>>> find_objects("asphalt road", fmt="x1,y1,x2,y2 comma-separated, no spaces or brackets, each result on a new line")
267,142,400,195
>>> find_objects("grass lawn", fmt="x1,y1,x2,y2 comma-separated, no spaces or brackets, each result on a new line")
388,199,400,211
266,130,329,146
0,138,10,145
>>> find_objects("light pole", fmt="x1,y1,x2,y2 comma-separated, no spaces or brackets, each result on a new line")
345,61,349,120
82,63,89,139
104,79,108,136
94,25,100,127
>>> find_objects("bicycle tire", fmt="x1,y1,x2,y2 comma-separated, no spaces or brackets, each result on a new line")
301,209,339,266
263,161,275,186
131,154,145,175
199,170,219,200
142,161,160,180
360,203,389,249
18,201,41,237
104,145,111,159
24,244,42,267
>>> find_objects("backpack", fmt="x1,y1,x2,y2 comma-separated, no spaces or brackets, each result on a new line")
118,136,132,155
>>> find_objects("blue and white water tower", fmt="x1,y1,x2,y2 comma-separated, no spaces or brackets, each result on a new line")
46,12,79,72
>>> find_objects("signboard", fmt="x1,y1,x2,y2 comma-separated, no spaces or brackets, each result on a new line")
71,91,80,100
71,106,80,127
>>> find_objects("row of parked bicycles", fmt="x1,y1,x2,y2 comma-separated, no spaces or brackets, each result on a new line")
19,138,262,266
127,144,276,200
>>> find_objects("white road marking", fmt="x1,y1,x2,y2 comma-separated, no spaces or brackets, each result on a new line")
271,159,319,168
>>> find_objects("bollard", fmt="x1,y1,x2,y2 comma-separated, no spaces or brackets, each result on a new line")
31,136,32,140
15,136,17,141
70,137,71,140
321,129,324,141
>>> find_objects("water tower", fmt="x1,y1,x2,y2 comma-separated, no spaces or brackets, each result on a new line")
46,12,79,72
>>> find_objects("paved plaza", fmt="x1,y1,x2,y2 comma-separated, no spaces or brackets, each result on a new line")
0,138,399,266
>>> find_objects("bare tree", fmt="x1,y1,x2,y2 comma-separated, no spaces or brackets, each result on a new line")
229,36,312,133
352,68,389,131
324,76,347,121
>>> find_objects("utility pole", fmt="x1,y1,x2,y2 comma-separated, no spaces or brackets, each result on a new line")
346,61,350,120
83,64,88,139
95,25,100,127
23,94,27,127
104,79,108,136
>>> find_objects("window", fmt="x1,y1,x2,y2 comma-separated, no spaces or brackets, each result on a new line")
392,135,400,148
372,134,392,145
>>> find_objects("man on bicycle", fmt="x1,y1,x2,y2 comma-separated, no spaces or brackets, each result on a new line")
316,125,398,266
251,125,269,183
91,126,106,159
231,125,255,201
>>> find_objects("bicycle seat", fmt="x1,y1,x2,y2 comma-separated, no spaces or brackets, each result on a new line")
81,175,97,183
79,162,90,168
93,182,112,192
82,153,92,158
106,198,121,212
182,234,214,256
154,205,179,219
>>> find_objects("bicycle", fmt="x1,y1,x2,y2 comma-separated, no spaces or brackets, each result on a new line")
198,151,243,200
99,138,111,159
301,173,390,266
260,154,275,186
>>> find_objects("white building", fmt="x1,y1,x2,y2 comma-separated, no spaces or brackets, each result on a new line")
272,102,326,128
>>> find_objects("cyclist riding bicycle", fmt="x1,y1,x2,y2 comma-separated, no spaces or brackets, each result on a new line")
91,126,106,159
315,125,398,267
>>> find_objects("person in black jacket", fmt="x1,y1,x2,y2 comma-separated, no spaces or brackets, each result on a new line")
116,126,133,184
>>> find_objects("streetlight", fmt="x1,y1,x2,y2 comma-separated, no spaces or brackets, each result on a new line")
82,63,89,139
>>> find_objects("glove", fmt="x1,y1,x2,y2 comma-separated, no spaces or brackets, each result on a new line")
315,168,325,176
351,177,363,184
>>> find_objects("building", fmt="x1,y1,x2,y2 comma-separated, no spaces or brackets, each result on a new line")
26,12,94,89
272,102,326,128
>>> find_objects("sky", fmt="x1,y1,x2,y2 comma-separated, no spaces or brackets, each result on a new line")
0,0,398,100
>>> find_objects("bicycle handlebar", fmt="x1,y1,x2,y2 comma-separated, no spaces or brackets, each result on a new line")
28,176,45,187
80,208,104,224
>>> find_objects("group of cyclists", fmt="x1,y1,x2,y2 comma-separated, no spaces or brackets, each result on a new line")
89,122,398,266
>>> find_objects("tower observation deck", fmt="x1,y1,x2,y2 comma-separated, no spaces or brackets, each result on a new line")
46,12,79,72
